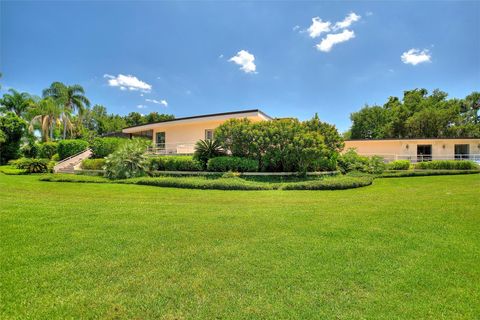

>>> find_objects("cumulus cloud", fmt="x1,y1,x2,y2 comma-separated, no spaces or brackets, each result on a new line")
146,98,168,107
307,17,331,38
316,29,355,52
401,49,432,65
229,50,257,73
104,74,152,92
333,12,361,30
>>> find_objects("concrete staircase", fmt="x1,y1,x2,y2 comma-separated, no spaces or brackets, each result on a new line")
54,149,93,174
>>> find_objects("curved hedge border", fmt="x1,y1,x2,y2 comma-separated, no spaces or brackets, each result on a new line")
39,174,373,191
380,169,480,178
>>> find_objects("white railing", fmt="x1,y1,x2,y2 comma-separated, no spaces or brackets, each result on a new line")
147,142,196,155
357,153,480,163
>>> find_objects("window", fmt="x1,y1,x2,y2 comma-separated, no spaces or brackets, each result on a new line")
205,129,214,140
417,145,432,162
156,132,166,148
455,144,469,160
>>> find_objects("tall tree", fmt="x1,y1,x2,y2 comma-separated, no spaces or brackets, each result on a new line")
43,82,90,139
0,89,34,118
29,98,63,141
0,112,27,164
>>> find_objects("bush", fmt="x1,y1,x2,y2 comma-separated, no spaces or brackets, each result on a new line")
133,176,273,190
13,157,49,173
338,149,386,174
82,158,106,170
21,141,39,158
366,156,386,174
90,137,126,158
380,169,480,178
193,139,225,167
207,156,259,172
388,160,411,170
282,176,373,190
51,153,60,161
38,142,58,159
57,139,89,160
414,160,479,170
148,156,203,171
104,139,149,179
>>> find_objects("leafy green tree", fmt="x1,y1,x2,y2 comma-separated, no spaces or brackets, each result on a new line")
144,112,174,124
125,112,144,127
0,112,27,164
29,98,63,141
43,82,90,139
0,89,34,118
350,105,389,139
304,113,344,152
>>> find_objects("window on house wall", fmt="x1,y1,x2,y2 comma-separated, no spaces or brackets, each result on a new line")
417,145,432,162
156,132,166,149
454,144,469,160
205,129,214,140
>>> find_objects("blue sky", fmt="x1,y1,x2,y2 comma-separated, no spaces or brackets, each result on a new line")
1,1,479,132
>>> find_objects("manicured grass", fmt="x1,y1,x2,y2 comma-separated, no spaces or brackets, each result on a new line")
1,173,479,319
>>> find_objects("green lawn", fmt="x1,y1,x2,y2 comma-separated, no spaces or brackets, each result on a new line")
1,173,479,319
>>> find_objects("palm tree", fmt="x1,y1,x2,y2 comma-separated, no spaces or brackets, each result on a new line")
0,89,34,117
43,82,90,139
29,98,64,141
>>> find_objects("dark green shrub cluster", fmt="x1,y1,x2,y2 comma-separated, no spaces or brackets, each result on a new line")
21,141,39,158
38,142,58,159
90,137,126,158
148,156,203,171
207,156,259,172
387,160,411,170
215,116,343,172
57,139,89,160
282,176,373,190
81,158,106,170
414,160,479,170
338,149,386,174
12,157,50,173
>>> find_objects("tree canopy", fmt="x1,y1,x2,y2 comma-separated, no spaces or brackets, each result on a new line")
348,89,480,139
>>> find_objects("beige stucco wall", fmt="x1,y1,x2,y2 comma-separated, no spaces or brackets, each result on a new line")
344,139,480,161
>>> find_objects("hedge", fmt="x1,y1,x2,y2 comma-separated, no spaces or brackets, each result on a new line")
57,140,89,160
380,169,480,178
81,158,106,170
38,142,58,159
282,176,373,190
90,137,126,158
387,160,410,170
207,156,259,172
414,160,479,170
148,156,203,171
133,177,273,190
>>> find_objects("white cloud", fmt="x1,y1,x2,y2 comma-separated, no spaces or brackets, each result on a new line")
333,12,361,30
146,98,168,107
229,50,257,74
316,29,355,52
137,105,148,109
401,49,432,65
104,74,152,92
292,25,300,31
307,17,331,38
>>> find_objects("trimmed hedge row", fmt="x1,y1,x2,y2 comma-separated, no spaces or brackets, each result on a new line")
38,142,58,159
90,137,127,158
388,160,410,170
414,160,479,170
207,156,259,172
81,158,106,170
282,176,373,190
380,169,480,178
132,177,273,190
148,156,203,171
58,139,89,160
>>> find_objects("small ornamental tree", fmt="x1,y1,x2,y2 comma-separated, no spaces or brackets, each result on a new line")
193,139,225,168
104,139,149,179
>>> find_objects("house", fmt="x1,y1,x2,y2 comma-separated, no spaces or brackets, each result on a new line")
344,138,480,162
122,109,480,162
122,109,272,154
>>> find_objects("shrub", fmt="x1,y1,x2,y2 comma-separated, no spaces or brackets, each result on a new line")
21,141,39,158
380,169,480,178
90,137,126,158
57,139,89,160
13,157,49,173
51,153,60,161
38,142,58,159
133,177,273,190
207,156,259,172
82,158,106,170
282,176,373,190
148,156,202,171
414,160,479,170
193,139,225,167
366,156,386,174
338,149,386,174
388,160,411,170
104,139,149,179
